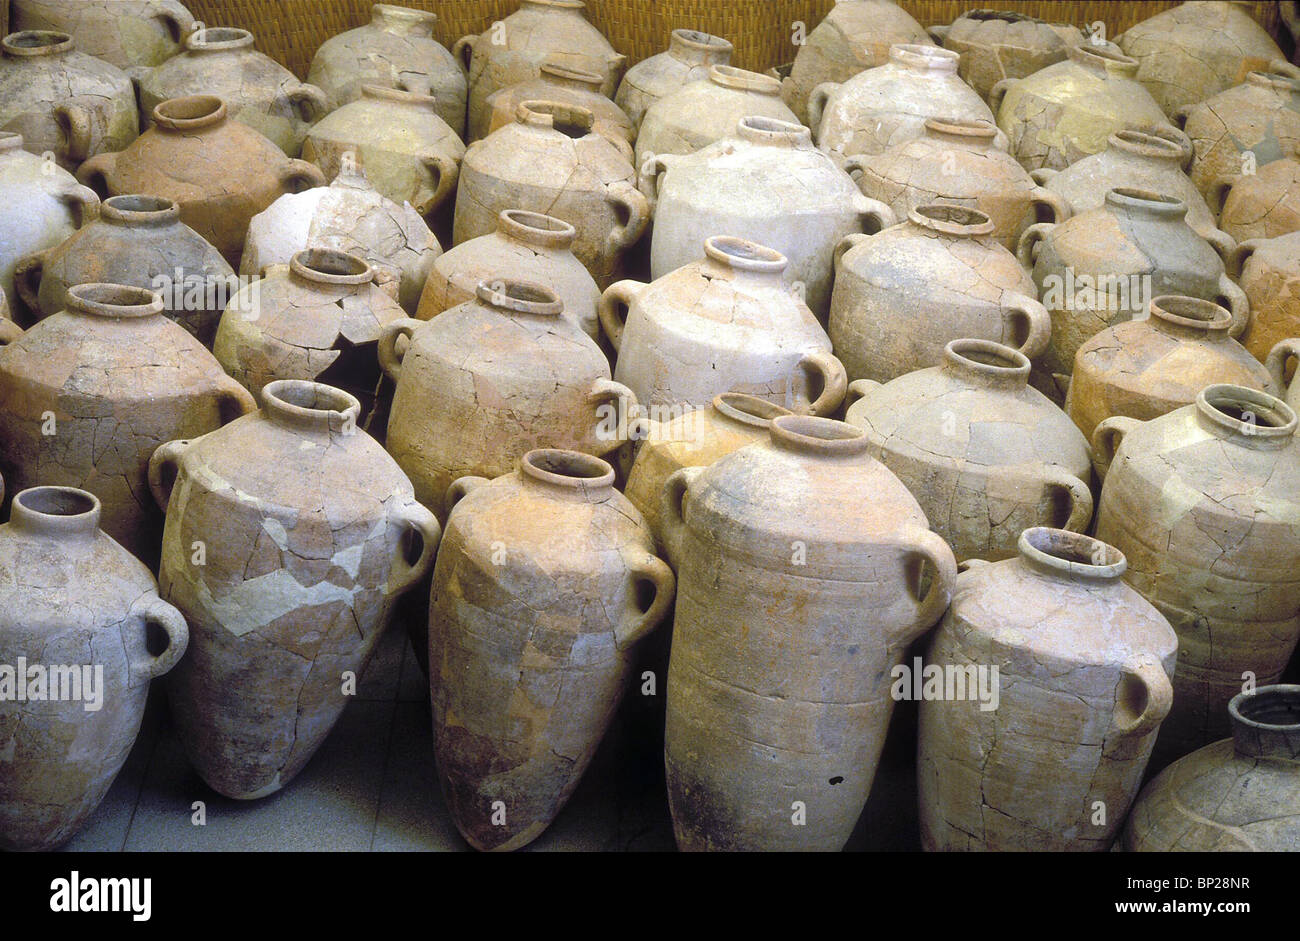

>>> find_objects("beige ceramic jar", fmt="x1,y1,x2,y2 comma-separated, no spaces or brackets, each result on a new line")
918,527,1177,851
478,60,633,149
1094,384,1300,760
601,237,847,417
830,205,1050,385
0,30,137,170
1212,147,1300,242
853,117,1067,252
151,379,440,800
930,9,1082,103
417,209,598,340
662,415,957,851
643,116,894,320
1230,232,1300,362
845,339,1093,562
0,283,255,566
11,0,194,74
429,449,674,852
381,280,636,519
1066,295,1277,443
0,485,188,851
811,44,998,162
454,101,648,289
615,29,732,132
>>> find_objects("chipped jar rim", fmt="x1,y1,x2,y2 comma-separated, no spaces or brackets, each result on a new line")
708,65,781,95
476,278,564,316
539,59,605,88
1196,384,1298,439
498,209,577,249
1229,685,1300,759
1109,129,1186,161
153,95,227,131
185,26,255,51
924,117,998,141
521,448,615,489
2,30,75,56
10,486,101,535
360,83,438,108
1147,295,1233,333
372,4,437,26
517,99,596,135
102,194,181,226
908,204,997,237
66,282,165,319
291,248,374,286
262,379,362,435
713,392,794,428
769,415,869,456
1018,527,1126,580
1067,41,1139,75
670,29,733,54
703,235,788,273
888,43,959,71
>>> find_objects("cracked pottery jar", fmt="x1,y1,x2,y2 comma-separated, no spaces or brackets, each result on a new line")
1033,129,1228,247
830,205,1050,385
852,117,1067,253
381,280,635,520
624,393,793,550
214,248,405,434
615,29,732,133
1117,0,1290,118
991,41,1187,172
139,26,328,157
149,379,440,800
11,0,194,74
1093,384,1300,762
845,339,1093,563
1178,69,1300,202
417,209,598,341
0,485,188,852
241,159,441,315
0,283,256,567
0,30,137,171
307,4,467,137
15,194,233,345
929,9,1082,103
643,116,894,321
1230,231,1300,362
76,96,327,267
1019,188,1249,398
600,237,847,417
662,415,957,851
810,44,999,163
477,59,633,149
429,449,674,852
1123,685,1300,851
1211,146,1300,242
301,85,466,222
455,0,625,133
1066,295,1276,444
782,0,932,124
454,101,648,290
635,65,798,168
0,132,98,318
918,528,1177,851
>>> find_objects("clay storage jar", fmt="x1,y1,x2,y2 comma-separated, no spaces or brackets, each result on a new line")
150,379,440,800
417,209,598,340
0,282,255,566
992,42,1187,172
1033,129,1229,249
0,30,137,170
76,95,327,267
16,194,234,345
241,159,441,315
0,486,188,851
214,248,405,433
478,59,634,150
1019,188,1249,398
810,44,999,163
830,205,1050,385
601,237,847,417
623,393,792,550
635,65,798,168
852,117,1067,253
0,131,98,317
1180,69,1300,202
381,280,636,520
1066,295,1277,444
1093,384,1300,759
456,0,626,132
1231,232,1300,361
428,449,675,852
1123,684,1300,851
615,29,732,133
454,101,648,290
782,0,932,124
1118,0,1290,118
307,4,467,137
644,116,894,320
845,339,1094,563
930,9,1082,103
662,415,957,851
11,0,195,73
301,85,466,221
139,26,328,157
1212,146,1300,242
918,528,1177,851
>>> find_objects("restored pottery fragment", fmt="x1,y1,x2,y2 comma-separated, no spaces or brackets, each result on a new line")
615,29,732,132
11,0,195,73
478,58,633,148
1211,146,1300,242
931,9,1082,103
1231,231,1300,362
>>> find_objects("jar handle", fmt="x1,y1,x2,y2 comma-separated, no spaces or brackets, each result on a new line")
852,194,894,233
587,377,639,450
1091,415,1141,481
378,317,421,383
597,279,643,353
806,82,837,137
1029,167,1058,186
1112,659,1174,738
1029,185,1071,224
124,596,190,686
844,377,882,411
54,102,93,165
636,152,674,209
797,349,848,416
1265,338,1300,397
289,83,330,125
13,249,47,317
615,552,675,650
215,377,258,424
146,1,194,43
387,501,442,596
1206,174,1239,217
660,466,704,568
57,179,101,228
74,152,117,199
445,476,489,516
1015,222,1052,269
1042,465,1095,534
281,158,327,192
1204,226,1238,265
1001,291,1052,360
606,180,650,253
148,437,195,511
891,527,957,642
1215,274,1251,339
833,232,872,271
1226,237,1262,279
988,77,1015,116
420,153,460,215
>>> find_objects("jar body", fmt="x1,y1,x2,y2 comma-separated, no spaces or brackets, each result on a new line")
1217,157,1300,242
1182,73,1300,202
939,10,1081,102
1234,232,1300,362
615,30,732,132
11,0,195,71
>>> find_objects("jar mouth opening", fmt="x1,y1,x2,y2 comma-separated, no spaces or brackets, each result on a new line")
889,43,959,70
3,30,74,54
1110,129,1185,159
1230,685,1300,732
539,61,604,86
66,282,165,318
476,278,564,316
944,339,1031,376
924,117,998,140
1069,42,1138,69
360,83,437,107
291,248,373,284
1149,294,1233,330
500,209,576,240
518,100,595,137
1197,384,1298,436
103,194,179,221
153,94,227,128
1105,187,1187,214
263,379,361,423
909,204,997,236
1019,528,1126,577
187,26,255,49
373,3,436,22
1246,70,1300,91
521,448,615,488
770,415,869,455
14,486,99,520
708,65,781,95
672,29,733,52
703,236,788,272
738,115,810,138
713,392,793,427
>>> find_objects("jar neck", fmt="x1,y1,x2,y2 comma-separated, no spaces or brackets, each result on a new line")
1230,686,1300,761
700,236,789,282
736,116,813,149
1193,385,1298,451
497,210,576,251
2,30,75,58
1017,528,1127,581
262,380,361,438
712,393,792,430
940,340,1031,391
519,449,615,498
668,29,733,68
1146,296,1233,341
101,195,181,228
371,4,436,37
8,487,101,540
888,44,958,74
768,415,870,459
